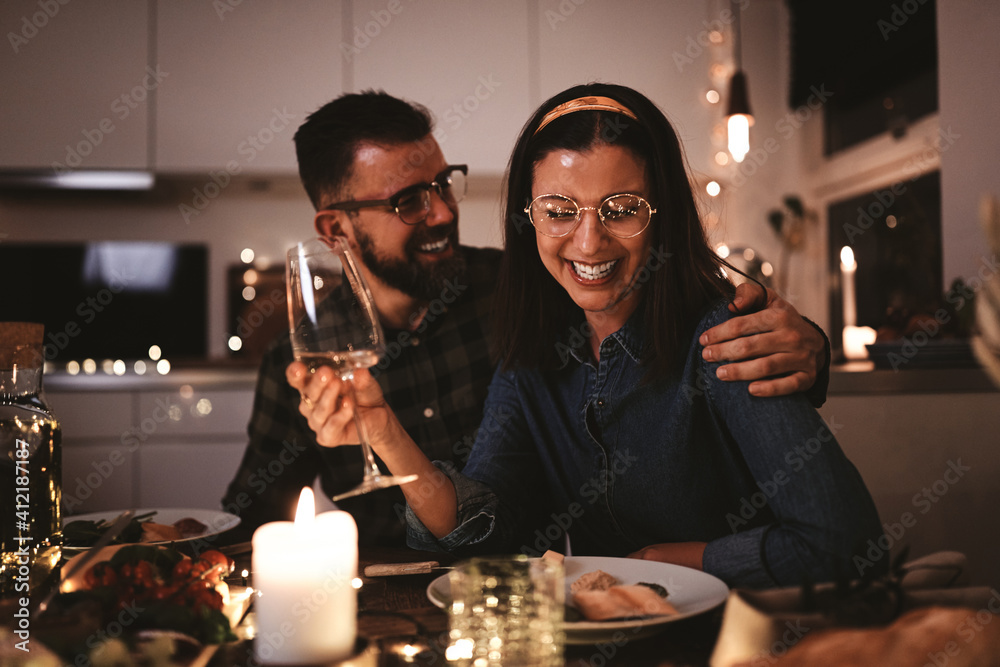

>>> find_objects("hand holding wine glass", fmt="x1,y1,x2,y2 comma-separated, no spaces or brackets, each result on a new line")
286,236,418,501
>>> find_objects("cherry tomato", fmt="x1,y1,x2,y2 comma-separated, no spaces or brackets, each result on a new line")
172,558,193,580
199,550,233,577
84,561,118,589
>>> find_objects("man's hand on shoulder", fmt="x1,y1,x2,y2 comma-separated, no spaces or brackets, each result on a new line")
699,283,827,397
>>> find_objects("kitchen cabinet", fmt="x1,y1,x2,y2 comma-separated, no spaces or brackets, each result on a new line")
350,0,532,175
155,1,343,174
0,0,151,170
46,369,256,515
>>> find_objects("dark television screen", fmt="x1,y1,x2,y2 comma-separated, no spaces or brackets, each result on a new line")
0,242,208,361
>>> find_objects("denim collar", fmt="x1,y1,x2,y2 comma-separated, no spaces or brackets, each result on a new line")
565,309,645,366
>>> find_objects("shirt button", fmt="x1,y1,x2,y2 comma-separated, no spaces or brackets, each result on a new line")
423,407,435,418
597,399,605,407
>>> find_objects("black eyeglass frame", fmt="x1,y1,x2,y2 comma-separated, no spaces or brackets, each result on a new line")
322,164,468,225
524,192,657,239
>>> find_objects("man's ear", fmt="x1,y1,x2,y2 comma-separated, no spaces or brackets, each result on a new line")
314,210,350,240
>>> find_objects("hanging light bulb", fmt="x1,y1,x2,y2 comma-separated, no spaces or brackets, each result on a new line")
726,1,754,163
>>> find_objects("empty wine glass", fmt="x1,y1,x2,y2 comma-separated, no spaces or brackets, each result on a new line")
286,236,418,501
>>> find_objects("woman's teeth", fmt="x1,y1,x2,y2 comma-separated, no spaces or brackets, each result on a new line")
419,239,449,253
571,259,618,280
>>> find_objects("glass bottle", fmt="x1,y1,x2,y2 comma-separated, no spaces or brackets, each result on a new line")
1,322,62,598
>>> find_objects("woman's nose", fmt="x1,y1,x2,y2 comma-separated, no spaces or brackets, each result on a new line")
572,208,607,254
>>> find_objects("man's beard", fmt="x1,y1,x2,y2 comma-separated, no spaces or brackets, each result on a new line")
354,223,467,302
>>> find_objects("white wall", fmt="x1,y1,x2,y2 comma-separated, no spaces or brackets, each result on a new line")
938,0,1000,288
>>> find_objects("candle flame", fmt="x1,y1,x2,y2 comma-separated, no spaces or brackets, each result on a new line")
294,486,316,528
840,246,856,270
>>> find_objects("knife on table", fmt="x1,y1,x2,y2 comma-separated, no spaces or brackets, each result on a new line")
363,560,452,577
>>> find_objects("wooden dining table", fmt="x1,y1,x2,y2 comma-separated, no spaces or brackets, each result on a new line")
209,541,725,667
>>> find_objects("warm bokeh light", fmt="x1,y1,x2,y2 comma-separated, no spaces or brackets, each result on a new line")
113,360,126,376
840,246,856,270
148,345,162,361
134,360,147,375
742,248,756,261
156,359,171,375
228,336,243,351
243,268,258,285
242,286,256,301
706,181,721,197
66,361,80,375
705,89,720,104
727,114,750,163
716,244,731,259
714,151,730,166
241,248,255,263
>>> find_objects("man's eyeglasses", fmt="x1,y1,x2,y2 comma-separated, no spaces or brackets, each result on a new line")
525,193,656,239
323,165,468,225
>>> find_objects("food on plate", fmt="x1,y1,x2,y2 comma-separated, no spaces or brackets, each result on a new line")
570,569,619,595
63,511,209,547
38,545,238,662
542,549,565,564
569,569,678,621
573,584,679,621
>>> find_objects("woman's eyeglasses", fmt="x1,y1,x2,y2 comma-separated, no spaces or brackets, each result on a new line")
525,193,655,239
324,165,468,225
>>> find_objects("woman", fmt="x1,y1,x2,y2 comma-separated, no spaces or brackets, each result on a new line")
294,83,883,588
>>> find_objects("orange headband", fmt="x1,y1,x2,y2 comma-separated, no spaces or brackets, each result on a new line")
533,96,639,135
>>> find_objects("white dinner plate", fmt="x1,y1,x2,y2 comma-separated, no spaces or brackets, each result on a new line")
427,556,729,644
62,508,241,551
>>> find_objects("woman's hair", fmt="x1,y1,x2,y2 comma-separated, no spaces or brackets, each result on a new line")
493,82,735,379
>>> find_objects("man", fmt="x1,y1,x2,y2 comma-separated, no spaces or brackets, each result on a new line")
223,91,828,545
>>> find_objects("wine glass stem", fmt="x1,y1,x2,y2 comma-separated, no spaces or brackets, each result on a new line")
346,377,384,479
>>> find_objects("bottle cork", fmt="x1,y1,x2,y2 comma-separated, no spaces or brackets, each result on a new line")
0,321,44,367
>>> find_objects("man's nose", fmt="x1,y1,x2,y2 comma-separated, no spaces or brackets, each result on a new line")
423,188,455,226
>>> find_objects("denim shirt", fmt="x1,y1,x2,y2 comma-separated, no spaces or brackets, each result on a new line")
406,300,884,588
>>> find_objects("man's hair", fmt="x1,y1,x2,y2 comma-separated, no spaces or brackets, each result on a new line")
293,90,434,210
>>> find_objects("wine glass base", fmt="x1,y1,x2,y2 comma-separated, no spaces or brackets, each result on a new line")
331,473,419,502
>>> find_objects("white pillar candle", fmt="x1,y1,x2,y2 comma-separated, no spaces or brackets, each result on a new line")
252,488,358,664
843,325,877,360
840,246,858,328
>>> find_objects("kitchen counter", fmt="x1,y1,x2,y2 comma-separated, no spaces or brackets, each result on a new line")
829,363,998,395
